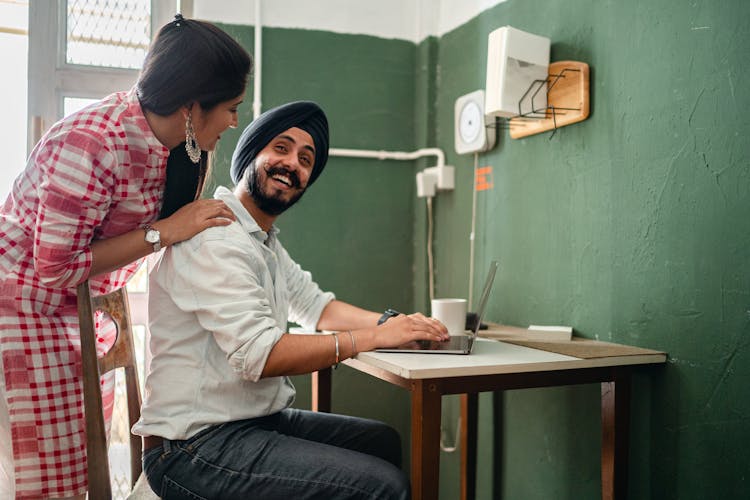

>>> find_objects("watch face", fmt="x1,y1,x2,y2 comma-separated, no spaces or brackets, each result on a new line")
145,230,160,244
459,100,482,144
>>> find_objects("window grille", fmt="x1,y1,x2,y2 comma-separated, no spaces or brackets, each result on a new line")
66,0,151,69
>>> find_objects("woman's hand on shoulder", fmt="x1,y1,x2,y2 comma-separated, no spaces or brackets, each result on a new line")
157,199,236,246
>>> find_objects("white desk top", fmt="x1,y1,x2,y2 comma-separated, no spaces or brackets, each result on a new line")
346,338,665,380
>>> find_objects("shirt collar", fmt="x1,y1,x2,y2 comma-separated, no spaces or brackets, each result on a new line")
127,87,170,158
213,186,280,241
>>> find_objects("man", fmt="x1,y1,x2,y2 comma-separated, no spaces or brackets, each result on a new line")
133,101,449,500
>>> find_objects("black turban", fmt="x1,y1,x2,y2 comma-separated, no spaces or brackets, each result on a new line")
230,101,329,186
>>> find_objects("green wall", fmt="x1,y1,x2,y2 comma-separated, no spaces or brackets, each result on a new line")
211,0,750,496
424,0,750,498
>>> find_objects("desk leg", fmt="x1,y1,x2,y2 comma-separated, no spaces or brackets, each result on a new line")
601,371,631,500
411,380,442,500
460,393,478,500
311,368,332,413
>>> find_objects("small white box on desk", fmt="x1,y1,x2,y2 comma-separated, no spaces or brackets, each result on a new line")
485,26,550,119
527,325,573,341
480,323,573,342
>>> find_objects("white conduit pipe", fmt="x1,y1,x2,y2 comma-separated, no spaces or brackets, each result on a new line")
253,0,262,120
468,152,478,310
329,148,445,170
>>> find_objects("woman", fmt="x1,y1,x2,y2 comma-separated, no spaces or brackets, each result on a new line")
0,15,251,499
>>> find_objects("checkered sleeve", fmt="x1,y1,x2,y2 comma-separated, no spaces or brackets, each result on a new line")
33,127,116,288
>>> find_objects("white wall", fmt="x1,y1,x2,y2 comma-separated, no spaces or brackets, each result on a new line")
192,0,507,43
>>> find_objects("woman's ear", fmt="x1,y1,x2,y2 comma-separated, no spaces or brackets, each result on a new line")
181,102,194,121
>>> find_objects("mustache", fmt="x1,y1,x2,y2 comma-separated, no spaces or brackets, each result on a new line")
265,165,301,189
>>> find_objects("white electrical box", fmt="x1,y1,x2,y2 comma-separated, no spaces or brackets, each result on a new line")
485,26,550,119
454,90,495,154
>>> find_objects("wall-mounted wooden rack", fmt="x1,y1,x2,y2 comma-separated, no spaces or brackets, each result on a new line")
503,60,590,139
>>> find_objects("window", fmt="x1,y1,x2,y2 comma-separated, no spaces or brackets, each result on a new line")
66,0,151,69
27,0,176,149
0,0,29,200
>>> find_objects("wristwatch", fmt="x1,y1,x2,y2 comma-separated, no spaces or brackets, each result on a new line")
141,224,162,252
377,308,401,325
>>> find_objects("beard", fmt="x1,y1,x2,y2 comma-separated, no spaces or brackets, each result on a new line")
245,159,306,216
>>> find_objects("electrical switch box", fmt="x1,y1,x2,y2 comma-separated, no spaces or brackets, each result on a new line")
485,26,550,119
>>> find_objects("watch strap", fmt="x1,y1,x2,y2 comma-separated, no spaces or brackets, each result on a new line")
377,308,401,325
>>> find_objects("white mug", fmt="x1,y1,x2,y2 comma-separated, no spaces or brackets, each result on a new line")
431,298,468,335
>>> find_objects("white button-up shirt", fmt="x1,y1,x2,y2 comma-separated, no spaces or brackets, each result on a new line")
133,186,335,440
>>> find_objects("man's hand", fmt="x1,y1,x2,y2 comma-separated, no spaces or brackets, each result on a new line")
372,312,449,348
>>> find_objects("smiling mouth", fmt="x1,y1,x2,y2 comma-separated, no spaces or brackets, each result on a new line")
265,165,300,189
271,172,293,187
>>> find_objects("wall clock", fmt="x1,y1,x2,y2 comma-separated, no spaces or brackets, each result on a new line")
454,90,495,154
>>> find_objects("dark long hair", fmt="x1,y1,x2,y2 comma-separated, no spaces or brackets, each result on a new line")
137,14,252,211
137,14,252,115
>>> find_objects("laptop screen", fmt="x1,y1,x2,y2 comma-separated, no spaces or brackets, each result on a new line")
471,261,498,338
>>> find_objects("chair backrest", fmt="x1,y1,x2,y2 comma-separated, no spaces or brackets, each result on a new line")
77,280,143,500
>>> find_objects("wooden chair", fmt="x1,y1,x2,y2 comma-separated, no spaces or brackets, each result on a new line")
77,280,158,500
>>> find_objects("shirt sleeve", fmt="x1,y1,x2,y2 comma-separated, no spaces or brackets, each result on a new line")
160,227,285,382
276,243,335,330
33,128,117,288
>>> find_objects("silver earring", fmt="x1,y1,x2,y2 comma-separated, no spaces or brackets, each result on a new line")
185,112,202,164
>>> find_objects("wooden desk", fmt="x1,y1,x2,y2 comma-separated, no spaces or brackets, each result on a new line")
312,337,666,500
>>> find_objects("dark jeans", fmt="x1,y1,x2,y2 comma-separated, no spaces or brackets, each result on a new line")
143,409,410,499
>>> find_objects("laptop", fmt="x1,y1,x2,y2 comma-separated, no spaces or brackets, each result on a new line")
376,260,498,355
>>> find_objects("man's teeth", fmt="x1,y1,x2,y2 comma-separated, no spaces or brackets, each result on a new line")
272,174,291,186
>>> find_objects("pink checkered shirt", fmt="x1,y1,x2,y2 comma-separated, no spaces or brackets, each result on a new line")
0,88,169,498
